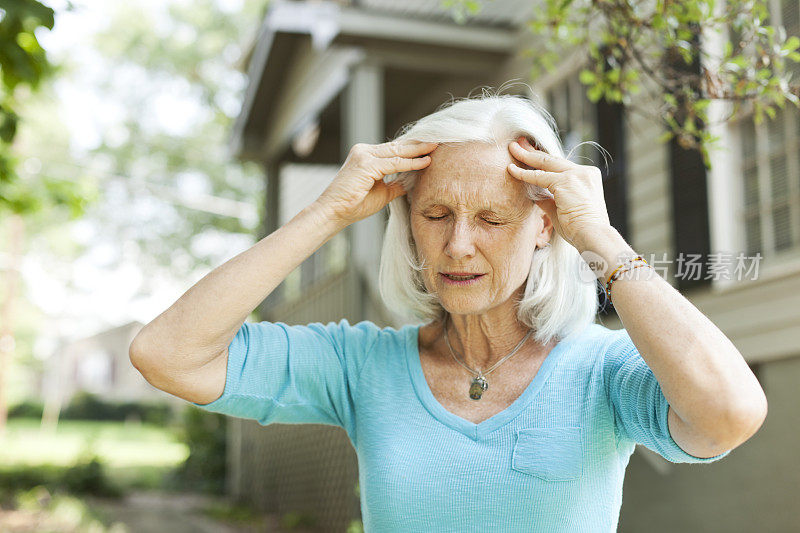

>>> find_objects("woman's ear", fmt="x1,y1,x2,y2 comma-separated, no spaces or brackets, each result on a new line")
535,199,557,246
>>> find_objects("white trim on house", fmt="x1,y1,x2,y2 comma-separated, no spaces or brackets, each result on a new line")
706,0,800,294
704,0,746,292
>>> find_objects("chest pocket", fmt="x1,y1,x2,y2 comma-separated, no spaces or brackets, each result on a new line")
511,426,583,481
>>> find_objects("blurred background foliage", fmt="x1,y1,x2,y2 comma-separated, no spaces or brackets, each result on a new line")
82,0,267,272
0,0,270,438
1,1,263,528
6,0,268,273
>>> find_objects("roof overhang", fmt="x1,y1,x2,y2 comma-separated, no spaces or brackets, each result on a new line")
229,0,518,164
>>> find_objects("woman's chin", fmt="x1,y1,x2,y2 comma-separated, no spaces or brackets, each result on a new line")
437,297,489,316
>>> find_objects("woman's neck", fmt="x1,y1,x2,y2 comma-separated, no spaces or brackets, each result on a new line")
424,313,548,370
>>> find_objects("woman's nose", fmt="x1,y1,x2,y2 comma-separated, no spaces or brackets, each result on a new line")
444,219,476,259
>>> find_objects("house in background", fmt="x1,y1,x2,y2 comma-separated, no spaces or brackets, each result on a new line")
217,0,799,530
40,321,181,415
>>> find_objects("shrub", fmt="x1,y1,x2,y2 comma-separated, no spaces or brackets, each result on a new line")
12,391,178,425
0,454,122,498
61,454,123,498
281,510,317,529
164,406,227,493
8,399,44,419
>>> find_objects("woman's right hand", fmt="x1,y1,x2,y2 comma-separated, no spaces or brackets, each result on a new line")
313,140,438,228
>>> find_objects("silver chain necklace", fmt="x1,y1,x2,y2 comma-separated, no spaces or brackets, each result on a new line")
442,314,535,401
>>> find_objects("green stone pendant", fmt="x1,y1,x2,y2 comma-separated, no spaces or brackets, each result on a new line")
469,376,489,400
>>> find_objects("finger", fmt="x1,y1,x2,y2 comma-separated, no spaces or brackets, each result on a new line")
376,155,432,177
507,162,559,190
373,140,438,158
509,140,574,173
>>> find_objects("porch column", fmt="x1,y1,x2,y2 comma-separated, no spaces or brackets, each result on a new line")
257,159,284,317
341,62,386,318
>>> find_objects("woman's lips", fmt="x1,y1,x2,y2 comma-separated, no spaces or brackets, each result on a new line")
440,273,485,285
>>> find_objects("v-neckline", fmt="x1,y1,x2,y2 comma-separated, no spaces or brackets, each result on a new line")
405,323,571,441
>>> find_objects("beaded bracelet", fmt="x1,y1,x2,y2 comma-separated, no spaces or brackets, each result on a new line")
605,255,645,284
604,256,652,299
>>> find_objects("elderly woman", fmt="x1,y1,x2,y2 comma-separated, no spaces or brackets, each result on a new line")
130,93,767,531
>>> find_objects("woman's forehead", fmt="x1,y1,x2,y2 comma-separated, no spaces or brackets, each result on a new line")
412,142,526,206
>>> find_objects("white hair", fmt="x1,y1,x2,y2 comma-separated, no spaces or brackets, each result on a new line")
378,86,602,345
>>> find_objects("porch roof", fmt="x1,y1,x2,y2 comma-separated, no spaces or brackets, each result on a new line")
230,0,526,165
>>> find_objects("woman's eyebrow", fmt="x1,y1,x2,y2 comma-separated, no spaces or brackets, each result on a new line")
419,196,506,207
418,201,514,215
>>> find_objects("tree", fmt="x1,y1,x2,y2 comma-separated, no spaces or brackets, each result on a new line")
0,0,88,215
0,0,268,431
446,0,800,167
80,0,267,275
0,0,92,434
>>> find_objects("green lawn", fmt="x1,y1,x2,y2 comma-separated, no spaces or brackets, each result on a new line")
0,418,189,490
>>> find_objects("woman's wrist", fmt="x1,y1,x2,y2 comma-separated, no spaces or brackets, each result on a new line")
303,201,349,238
575,225,637,280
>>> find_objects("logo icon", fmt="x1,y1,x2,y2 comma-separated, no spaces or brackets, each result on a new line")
578,251,607,283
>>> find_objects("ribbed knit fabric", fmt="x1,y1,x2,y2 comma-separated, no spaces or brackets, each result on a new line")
193,319,730,532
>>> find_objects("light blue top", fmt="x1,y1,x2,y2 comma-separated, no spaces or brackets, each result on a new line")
193,319,730,532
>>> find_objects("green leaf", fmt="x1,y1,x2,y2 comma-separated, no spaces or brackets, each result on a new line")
579,68,596,84
695,99,710,111
587,84,603,102
657,130,675,143
0,109,19,143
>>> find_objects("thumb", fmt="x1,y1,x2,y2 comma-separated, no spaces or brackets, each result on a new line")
386,180,407,202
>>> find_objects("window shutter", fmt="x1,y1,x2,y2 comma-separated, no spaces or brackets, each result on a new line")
669,137,711,292
664,25,712,292
595,99,629,242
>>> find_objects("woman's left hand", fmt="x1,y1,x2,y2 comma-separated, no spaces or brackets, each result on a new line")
507,136,612,251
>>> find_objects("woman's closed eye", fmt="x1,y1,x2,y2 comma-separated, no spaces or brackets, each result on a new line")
425,214,504,226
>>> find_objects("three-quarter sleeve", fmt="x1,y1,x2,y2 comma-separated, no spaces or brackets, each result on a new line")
191,318,380,441
602,328,731,464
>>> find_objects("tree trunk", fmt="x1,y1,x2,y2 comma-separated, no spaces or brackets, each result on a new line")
0,214,25,435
